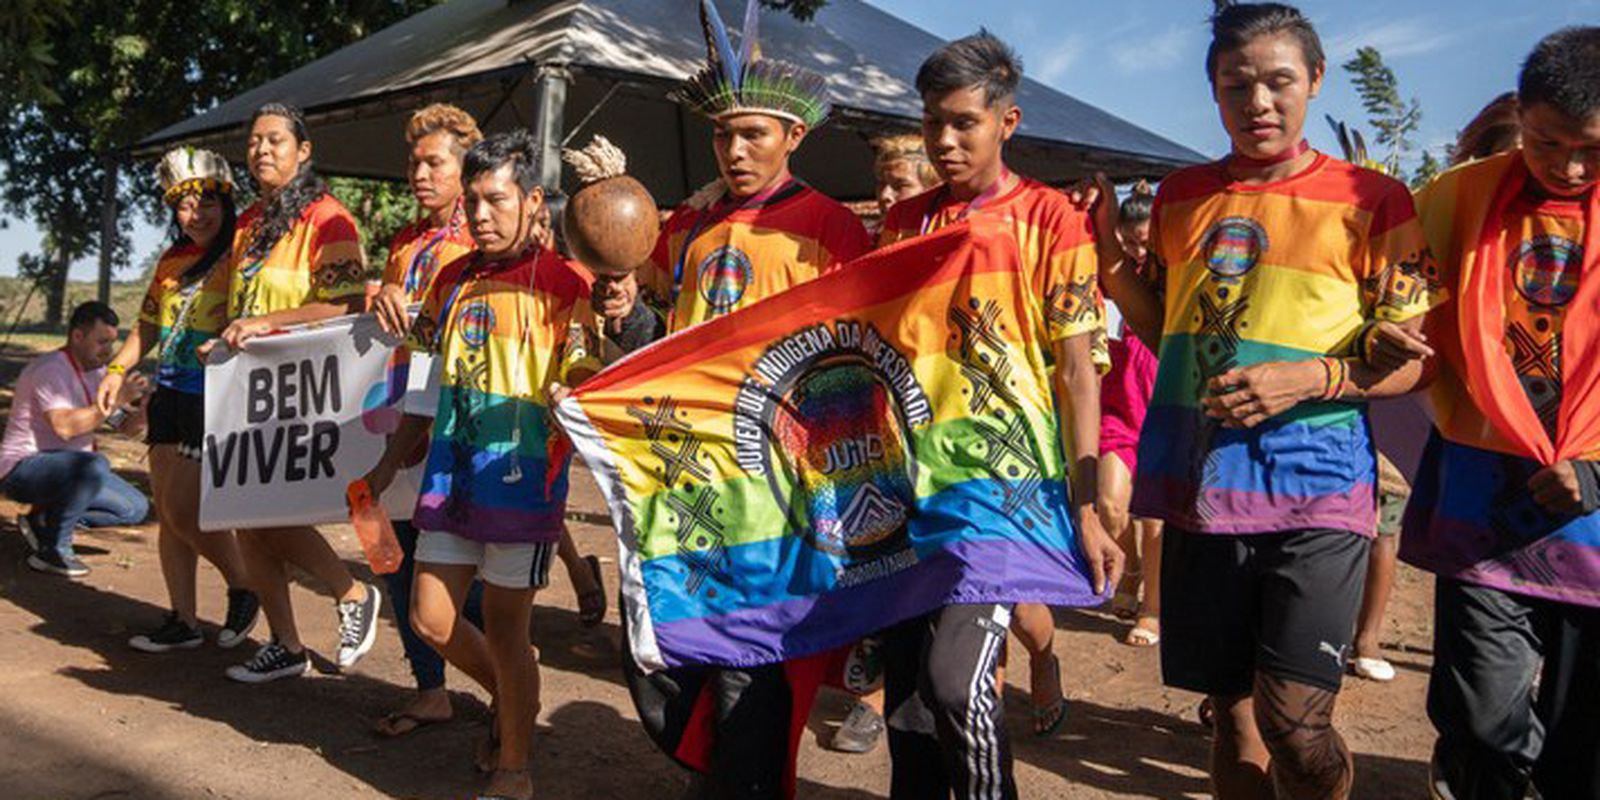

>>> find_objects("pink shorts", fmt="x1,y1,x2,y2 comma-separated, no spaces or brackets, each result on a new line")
1100,335,1158,476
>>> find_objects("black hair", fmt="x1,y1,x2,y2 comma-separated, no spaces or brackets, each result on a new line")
69,301,119,332
1519,26,1600,122
915,29,1023,107
462,130,543,194
1119,180,1155,224
169,190,238,286
245,103,330,260
1205,2,1325,84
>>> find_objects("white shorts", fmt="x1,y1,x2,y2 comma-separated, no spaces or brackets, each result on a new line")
415,530,556,590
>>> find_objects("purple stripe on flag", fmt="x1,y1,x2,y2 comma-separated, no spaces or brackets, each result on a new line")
648,536,1102,669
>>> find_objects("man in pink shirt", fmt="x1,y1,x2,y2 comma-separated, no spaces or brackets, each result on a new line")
1,302,151,577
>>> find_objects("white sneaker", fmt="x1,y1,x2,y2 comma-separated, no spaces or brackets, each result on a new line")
1350,655,1396,682
335,583,382,669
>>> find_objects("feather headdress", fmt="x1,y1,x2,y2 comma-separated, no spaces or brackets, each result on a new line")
156,147,235,206
672,0,831,128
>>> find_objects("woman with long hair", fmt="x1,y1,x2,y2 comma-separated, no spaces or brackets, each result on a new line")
216,103,382,683
1099,182,1164,649
98,148,259,652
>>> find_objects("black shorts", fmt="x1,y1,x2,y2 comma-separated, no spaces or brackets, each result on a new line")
146,386,204,460
1160,527,1371,695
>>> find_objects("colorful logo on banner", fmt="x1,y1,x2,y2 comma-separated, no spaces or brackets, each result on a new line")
736,323,929,577
1513,235,1583,308
698,246,753,314
1201,217,1269,279
360,350,412,434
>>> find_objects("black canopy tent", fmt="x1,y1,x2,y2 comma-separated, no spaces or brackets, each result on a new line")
131,0,1203,199
105,0,1205,298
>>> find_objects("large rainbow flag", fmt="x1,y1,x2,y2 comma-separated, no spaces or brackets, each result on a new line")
557,220,1100,672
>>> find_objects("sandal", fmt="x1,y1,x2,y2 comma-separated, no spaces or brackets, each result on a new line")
373,710,450,738
1124,622,1160,648
1030,653,1068,737
578,554,606,628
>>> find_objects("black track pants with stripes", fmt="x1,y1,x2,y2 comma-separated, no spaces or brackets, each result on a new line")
881,603,1016,800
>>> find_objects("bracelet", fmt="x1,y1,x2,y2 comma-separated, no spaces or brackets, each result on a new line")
106,363,127,376
1317,356,1348,402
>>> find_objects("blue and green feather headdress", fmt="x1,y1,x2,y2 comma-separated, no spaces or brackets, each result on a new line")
673,0,831,128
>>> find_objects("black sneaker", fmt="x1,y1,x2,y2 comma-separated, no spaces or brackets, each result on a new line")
217,588,260,649
335,582,381,669
129,613,204,653
225,640,309,684
27,550,88,578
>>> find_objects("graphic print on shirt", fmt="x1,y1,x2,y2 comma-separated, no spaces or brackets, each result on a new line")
697,245,754,316
1190,216,1265,522
1508,233,1584,441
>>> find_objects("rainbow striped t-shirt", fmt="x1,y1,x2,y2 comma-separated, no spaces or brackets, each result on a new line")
138,242,230,394
383,202,475,303
406,246,599,544
227,194,367,319
879,178,1104,346
643,182,872,334
1401,151,1600,607
1132,153,1440,536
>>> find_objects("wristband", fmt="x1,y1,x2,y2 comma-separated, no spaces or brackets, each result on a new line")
1575,460,1600,516
106,363,127,376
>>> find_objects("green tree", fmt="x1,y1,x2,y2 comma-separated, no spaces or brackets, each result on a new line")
0,1,441,326
328,177,421,276
760,0,829,22
1342,46,1422,175
1411,149,1444,190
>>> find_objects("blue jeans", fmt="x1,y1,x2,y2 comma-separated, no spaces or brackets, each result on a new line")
0,450,150,559
385,520,484,691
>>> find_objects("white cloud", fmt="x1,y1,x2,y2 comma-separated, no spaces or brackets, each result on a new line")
1326,18,1457,62
1112,25,1193,74
1037,34,1088,85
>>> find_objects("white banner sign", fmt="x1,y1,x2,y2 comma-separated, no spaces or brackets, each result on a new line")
200,313,435,531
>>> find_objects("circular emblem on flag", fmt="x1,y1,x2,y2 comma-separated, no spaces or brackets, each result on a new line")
1512,235,1582,308
769,356,918,562
457,299,496,349
1200,217,1269,279
697,246,753,314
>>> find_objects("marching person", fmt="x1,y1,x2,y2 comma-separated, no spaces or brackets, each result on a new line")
365,129,600,800
876,31,1122,797
99,148,259,651
217,103,382,683
1098,183,1164,649
366,103,489,737
2,301,150,578
1396,26,1600,800
593,2,871,796
1093,4,1440,797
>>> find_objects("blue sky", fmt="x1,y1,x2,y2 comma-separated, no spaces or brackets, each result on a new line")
3,0,1595,281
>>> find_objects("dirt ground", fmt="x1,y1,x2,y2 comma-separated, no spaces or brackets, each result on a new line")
0,344,1443,800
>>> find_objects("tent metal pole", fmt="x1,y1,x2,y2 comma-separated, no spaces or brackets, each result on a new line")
96,156,121,304
531,64,571,190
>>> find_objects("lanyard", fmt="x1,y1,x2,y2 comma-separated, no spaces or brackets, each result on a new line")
403,205,466,297
671,177,805,300
60,347,96,419
920,167,1012,235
